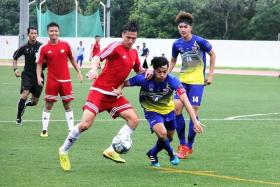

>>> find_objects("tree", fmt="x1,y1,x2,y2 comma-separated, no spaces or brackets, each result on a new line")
110,0,135,37
0,0,19,35
247,2,280,40
130,0,198,38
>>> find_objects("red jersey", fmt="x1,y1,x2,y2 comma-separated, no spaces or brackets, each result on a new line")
91,42,100,57
93,41,141,91
38,40,73,81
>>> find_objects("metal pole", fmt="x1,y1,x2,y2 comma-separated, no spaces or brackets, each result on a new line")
278,33,280,41
39,0,47,37
19,0,29,47
100,1,106,37
28,0,36,5
106,0,110,37
75,0,78,37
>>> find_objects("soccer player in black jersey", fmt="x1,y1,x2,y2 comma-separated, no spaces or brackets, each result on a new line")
12,26,45,125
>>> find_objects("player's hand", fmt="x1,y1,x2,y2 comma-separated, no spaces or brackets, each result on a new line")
14,69,21,77
78,71,83,83
145,68,154,80
37,77,43,87
86,69,98,80
205,74,214,85
112,87,122,98
193,120,204,134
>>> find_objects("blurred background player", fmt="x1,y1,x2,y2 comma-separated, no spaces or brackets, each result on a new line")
37,22,83,137
12,26,45,125
168,12,216,159
58,21,153,171
119,56,203,167
140,42,150,69
76,41,85,67
90,35,101,69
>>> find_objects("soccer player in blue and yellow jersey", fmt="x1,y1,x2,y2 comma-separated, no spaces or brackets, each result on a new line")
168,12,216,159
119,56,203,167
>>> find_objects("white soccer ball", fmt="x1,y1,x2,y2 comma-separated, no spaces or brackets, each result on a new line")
112,134,132,154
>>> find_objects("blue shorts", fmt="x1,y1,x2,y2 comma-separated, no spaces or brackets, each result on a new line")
77,55,84,62
144,110,176,132
174,83,205,106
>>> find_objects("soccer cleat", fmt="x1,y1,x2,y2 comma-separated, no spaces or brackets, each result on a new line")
146,150,160,167
103,148,126,163
40,130,48,137
170,154,180,165
16,118,22,126
59,148,71,171
176,145,193,159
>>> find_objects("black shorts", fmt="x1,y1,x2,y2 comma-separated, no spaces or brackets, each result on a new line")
20,72,44,98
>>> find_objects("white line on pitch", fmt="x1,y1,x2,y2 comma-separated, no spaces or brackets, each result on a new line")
1,118,280,123
225,113,279,120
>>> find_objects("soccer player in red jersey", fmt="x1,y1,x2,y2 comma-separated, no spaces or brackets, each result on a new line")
36,22,83,138
58,21,153,171
89,35,101,61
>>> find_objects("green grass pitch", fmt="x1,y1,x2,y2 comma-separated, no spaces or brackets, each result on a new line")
0,66,280,187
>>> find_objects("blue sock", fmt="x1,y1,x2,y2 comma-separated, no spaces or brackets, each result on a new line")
175,114,186,145
161,138,174,158
150,139,164,156
187,116,198,149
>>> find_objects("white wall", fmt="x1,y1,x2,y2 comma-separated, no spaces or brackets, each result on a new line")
1,35,279,69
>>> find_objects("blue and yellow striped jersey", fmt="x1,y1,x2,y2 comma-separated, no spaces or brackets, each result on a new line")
128,74,185,114
172,34,212,84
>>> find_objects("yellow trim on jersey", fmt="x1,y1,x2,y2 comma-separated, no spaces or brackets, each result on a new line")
179,65,205,84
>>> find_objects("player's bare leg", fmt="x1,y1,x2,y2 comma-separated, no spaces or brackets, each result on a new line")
59,109,96,171
103,109,139,163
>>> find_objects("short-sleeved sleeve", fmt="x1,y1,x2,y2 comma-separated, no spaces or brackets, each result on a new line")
198,38,212,53
99,42,120,61
171,42,179,59
128,73,146,87
169,75,186,96
13,46,24,60
66,43,74,60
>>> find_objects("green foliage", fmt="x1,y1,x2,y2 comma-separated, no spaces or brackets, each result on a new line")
110,0,135,37
1,0,280,40
0,0,19,35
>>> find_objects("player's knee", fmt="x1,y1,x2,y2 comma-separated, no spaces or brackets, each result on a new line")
158,130,167,140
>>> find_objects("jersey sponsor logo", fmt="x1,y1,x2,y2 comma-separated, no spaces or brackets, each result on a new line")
47,50,52,54
122,55,127,59
60,49,65,53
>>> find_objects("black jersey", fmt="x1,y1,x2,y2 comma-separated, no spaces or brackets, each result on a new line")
13,41,45,76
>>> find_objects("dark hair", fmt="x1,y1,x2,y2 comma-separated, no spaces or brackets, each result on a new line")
151,57,169,69
175,11,194,25
47,22,60,30
122,21,138,33
95,35,100,38
27,26,37,34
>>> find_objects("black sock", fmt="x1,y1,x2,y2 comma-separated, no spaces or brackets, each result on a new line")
17,98,26,119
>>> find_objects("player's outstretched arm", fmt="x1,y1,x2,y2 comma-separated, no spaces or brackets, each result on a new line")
205,50,216,85
69,58,83,83
179,93,204,134
12,60,20,77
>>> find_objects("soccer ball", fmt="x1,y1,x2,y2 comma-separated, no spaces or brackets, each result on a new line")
112,134,132,154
